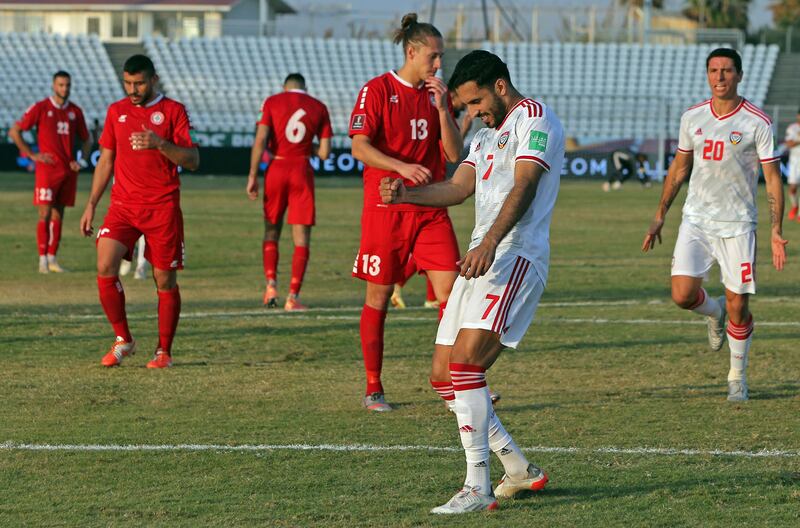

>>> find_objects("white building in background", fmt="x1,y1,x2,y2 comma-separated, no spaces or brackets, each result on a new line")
0,0,295,41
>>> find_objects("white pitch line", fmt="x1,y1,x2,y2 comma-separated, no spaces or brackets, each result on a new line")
1,441,797,459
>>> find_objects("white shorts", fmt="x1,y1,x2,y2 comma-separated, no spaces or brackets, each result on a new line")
788,157,800,185
435,253,544,349
671,221,756,294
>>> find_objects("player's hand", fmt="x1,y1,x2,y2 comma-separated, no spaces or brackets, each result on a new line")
69,160,81,172
425,76,448,112
379,177,407,204
642,218,664,252
457,241,496,280
80,203,95,237
31,152,55,164
396,162,432,185
130,125,164,151
771,229,788,271
246,174,259,200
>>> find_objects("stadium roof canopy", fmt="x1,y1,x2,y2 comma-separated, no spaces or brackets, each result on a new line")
0,1,296,14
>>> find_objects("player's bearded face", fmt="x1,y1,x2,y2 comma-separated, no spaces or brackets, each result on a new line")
706,57,741,100
52,77,70,101
456,82,506,129
123,71,157,106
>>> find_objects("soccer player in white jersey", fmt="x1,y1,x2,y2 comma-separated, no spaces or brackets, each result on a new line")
643,48,787,402
785,109,800,220
381,50,564,514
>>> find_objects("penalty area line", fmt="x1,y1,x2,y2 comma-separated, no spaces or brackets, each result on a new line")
1,441,797,459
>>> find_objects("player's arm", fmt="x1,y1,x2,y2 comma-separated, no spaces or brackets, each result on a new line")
641,151,693,252
130,125,199,171
763,161,788,271
380,161,475,208
247,124,270,199
426,76,463,162
315,136,331,161
79,148,115,236
459,161,545,279
8,123,54,164
71,128,93,172
351,134,431,185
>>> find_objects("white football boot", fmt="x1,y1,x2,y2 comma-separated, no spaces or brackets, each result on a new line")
494,463,549,499
727,380,748,402
431,486,498,514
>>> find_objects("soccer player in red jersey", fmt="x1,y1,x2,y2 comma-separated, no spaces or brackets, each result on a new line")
350,13,463,411
247,73,332,310
79,55,199,369
9,70,91,274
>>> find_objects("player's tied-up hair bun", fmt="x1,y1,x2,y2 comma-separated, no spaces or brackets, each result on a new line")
393,12,442,50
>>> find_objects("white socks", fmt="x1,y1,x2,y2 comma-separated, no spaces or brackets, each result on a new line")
690,288,721,319
451,363,492,493
727,316,753,381
488,411,530,478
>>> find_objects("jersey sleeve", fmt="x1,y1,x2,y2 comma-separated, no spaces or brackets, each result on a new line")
257,98,272,128
514,114,560,172
98,106,116,150
318,104,333,139
461,133,481,169
16,102,40,131
75,107,90,142
677,112,693,153
172,104,196,148
348,82,381,139
756,121,779,164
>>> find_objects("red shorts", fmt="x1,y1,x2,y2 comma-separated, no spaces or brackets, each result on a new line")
33,172,77,207
97,203,185,270
352,208,460,284
263,158,315,225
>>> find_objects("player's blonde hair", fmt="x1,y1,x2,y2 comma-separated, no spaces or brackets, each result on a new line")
392,13,442,51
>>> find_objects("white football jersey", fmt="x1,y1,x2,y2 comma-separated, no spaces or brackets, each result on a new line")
461,98,565,283
677,98,778,237
786,122,800,159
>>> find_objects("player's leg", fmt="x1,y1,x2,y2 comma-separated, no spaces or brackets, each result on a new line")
46,204,67,272
715,230,756,401
262,219,282,307
391,256,418,309
36,204,52,273
787,184,798,220
412,210,461,321
148,266,179,369
96,235,137,367
787,158,799,219
423,273,439,308
361,280,393,410
284,224,311,310
671,221,726,350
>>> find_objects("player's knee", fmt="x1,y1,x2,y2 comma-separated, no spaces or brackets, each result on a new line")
726,295,748,320
671,290,697,309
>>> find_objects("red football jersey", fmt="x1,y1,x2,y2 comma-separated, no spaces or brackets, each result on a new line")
349,71,450,212
257,90,333,158
16,97,89,180
99,94,195,207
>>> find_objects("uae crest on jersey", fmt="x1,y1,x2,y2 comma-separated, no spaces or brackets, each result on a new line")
497,130,510,149
150,111,165,125
729,131,743,145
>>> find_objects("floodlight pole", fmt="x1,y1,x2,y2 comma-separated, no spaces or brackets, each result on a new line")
643,0,652,45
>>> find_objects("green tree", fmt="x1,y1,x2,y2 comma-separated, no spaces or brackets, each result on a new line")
683,0,751,29
770,0,800,28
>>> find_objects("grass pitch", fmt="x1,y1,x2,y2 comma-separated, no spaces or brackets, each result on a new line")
1,171,799,527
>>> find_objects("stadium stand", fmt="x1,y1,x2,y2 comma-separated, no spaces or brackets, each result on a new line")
0,31,779,144
481,42,779,139
0,32,120,131
143,35,403,136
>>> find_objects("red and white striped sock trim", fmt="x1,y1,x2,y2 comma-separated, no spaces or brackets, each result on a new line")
430,379,455,401
450,363,487,391
727,315,754,341
688,288,706,310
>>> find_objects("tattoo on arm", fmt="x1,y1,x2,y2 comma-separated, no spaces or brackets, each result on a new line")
767,191,779,227
662,178,682,212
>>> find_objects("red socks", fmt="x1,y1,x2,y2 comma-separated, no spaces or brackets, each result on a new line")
289,246,310,295
438,301,447,322
263,241,278,282
450,362,488,391
430,379,455,402
426,275,436,302
97,276,132,342
360,304,387,394
157,286,181,354
47,219,62,256
37,220,49,256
